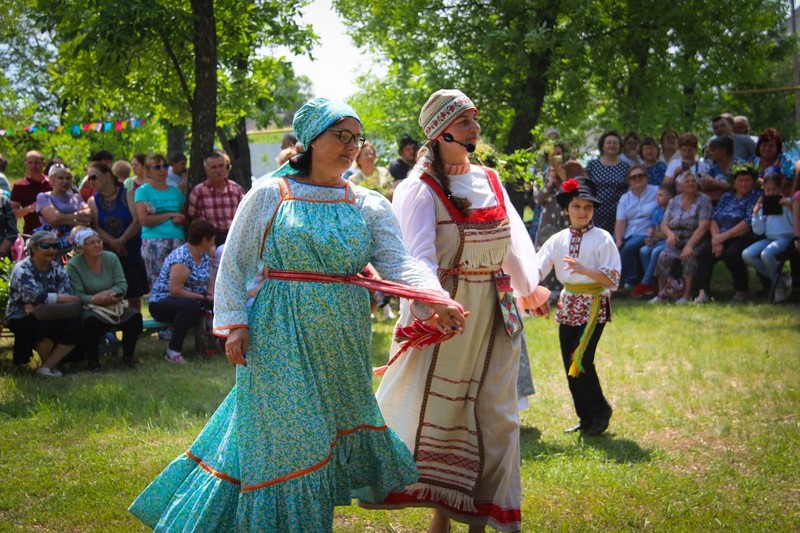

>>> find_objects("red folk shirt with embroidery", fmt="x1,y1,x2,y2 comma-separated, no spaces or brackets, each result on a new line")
187,179,244,233
536,223,621,326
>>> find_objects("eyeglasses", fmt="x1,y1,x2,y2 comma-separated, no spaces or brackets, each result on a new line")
326,128,366,148
629,173,647,180
37,242,58,250
150,164,169,170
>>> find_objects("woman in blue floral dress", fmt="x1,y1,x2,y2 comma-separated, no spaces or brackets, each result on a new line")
129,98,466,532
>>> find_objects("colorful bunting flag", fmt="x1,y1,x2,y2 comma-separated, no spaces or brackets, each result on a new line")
0,117,154,136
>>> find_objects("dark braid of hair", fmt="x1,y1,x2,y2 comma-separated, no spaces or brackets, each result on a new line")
430,142,472,216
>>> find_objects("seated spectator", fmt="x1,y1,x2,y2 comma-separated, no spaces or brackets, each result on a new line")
663,133,710,187
533,145,569,249
147,220,217,364
186,151,244,246
533,156,578,299
659,128,680,165
344,141,390,193
112,160,132,186
167,151,188,192
0,193,19,260
388,134,418,182
708,114,755,162
742,174,794,290
36,164,93,253
275,133,299,166
620,131,642,166
124,153,148,192
87,162,149,310
11,150,52,236
134,153,186,287
700,136,734,204
586,130,631,233
67,228,143,370
0,153,10,194
695,165,762,303
631,184,674,297
650,173,712,304
78,150,114,201
754,128,796,193
615,165,658,291
640,136,667,185
791,174,800,301
5,231,83,377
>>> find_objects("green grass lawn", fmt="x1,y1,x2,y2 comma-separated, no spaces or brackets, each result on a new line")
0,298,798,532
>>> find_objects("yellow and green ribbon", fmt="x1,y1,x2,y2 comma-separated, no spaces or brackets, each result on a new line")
563,282,605,377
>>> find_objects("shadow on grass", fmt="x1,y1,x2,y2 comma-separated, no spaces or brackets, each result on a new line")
519,426,653,464
579,433,653,463
0,337,235,429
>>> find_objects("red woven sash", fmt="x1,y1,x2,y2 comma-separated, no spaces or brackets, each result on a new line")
265,269,464,374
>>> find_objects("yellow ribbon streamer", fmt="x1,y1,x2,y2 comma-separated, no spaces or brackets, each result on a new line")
563,282,605,377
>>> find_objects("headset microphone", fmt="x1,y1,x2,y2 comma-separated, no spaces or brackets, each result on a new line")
441,133,476,153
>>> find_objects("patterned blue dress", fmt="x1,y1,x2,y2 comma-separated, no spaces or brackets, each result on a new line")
129,177,439,531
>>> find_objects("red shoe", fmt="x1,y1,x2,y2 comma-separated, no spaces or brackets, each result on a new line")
631,282,658,297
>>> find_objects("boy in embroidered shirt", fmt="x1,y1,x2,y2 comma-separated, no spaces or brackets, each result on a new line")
535,176,621,436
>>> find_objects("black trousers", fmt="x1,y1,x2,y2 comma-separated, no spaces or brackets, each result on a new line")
149,297,204,353
7,316,83,366
695,234,761,294
83,313,143,368
559,322,611,425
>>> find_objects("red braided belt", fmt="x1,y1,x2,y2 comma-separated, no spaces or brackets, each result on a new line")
266,269,464,374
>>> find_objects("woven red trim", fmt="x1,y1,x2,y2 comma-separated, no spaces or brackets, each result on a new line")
380,491,521,525
419,167,508,224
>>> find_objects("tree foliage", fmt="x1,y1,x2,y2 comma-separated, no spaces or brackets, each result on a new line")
1,0,315,188
335,0,797,153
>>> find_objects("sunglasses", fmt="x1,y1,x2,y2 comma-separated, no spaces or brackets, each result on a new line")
150,164,169,170
88,174,102,181
629,173,647,180
37,242,58,250
326,128,366,148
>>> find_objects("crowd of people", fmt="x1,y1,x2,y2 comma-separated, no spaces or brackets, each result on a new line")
526,117,800,304
2,146,245,376
1,99,798,532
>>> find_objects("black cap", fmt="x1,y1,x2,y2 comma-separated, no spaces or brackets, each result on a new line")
556,176,601,209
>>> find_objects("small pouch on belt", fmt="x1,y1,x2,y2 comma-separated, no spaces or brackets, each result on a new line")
494,272,523,336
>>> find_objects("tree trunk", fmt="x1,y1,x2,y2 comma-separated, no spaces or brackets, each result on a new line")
230,116,252,190
188,0,217,191
504,10,557,152
165,122,187,157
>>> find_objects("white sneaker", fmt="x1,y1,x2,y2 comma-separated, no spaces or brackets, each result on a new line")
648,296,663,305
383,305,396,320
694,293,710,304
675,297,689,305
35,366,62,378
165,349,186,364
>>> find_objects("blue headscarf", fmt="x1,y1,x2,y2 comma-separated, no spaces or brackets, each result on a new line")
273,97,361,178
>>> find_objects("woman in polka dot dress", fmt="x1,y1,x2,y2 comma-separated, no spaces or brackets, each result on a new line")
586,131,631,233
